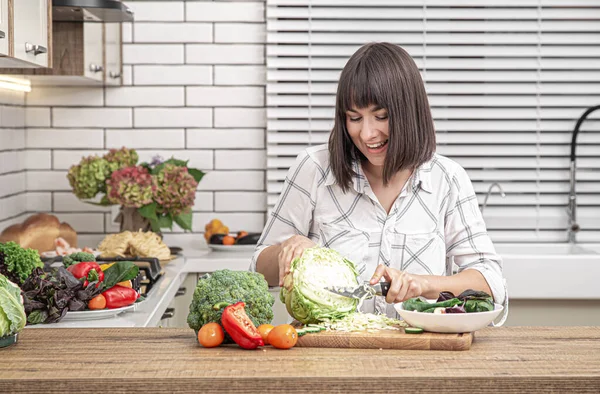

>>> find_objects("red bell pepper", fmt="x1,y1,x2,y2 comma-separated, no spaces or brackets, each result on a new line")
67,262,104,288
102,285,139,309
221,302,264,350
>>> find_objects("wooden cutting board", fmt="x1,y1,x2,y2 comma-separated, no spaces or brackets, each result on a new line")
295,329,473,351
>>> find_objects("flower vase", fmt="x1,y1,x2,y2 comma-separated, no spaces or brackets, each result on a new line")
116,206,152,233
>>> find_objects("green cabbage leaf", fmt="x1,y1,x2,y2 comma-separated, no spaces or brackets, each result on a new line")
280,247,360,324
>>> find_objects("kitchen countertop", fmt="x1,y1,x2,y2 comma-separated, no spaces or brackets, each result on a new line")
25,249,256,329
27,257,188,329
2,326,600,393
183,248,254,272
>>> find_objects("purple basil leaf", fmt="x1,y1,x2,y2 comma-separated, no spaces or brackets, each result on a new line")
437,291,456,302
445,304,466,313
68,298,87,311
457,289,492,301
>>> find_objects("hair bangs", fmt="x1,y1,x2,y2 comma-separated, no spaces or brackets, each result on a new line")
340,58,388,113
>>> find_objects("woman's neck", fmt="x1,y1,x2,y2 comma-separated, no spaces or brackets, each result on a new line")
362,161,412,186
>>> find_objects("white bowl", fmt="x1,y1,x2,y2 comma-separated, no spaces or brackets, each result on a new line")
394,302,504,333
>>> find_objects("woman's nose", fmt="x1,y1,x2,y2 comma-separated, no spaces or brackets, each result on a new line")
360,118,379,139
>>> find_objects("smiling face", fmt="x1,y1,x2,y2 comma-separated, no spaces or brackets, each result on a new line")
345,105,390,168
328,43,436,192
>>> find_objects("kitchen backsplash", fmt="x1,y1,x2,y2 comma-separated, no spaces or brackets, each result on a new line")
0,90,27,231
1,1,267,247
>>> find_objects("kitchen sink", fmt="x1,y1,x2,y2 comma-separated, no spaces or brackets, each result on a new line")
495,243,597,256
494,243,600,300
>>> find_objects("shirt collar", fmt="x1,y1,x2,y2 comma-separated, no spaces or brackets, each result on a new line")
323,157,434,194
412,159,433,194
322,161,366,194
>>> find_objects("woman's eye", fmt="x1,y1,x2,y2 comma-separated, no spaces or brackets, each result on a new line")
376,115,388,121
349,117,362,122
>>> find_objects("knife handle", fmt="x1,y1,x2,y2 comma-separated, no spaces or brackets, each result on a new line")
380,282,390,296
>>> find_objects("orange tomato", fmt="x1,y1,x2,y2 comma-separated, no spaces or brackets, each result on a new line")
257,324,275,345
198,323,225,348
267,324,298,349
236,231,248,239
88,294,106,310
222,235,235,246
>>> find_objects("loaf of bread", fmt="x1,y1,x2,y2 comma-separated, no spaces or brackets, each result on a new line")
0,213,77,253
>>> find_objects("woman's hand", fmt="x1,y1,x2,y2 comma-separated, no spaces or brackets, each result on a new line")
278,235,316,286
370,264,429,303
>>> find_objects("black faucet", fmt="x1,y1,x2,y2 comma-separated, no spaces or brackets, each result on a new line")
568,104,600,243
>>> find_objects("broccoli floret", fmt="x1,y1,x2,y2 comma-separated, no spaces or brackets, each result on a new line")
63,252,96,268
187,269,274,341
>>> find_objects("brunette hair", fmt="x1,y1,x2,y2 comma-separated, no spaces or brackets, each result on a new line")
328,42,436,191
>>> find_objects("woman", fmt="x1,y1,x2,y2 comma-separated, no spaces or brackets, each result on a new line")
251,42,506,318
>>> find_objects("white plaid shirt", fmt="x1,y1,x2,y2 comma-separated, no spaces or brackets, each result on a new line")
251,144,507,318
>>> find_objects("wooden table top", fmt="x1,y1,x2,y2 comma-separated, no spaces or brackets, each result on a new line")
2,326,600,393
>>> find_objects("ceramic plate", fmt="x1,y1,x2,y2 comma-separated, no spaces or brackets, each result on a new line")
394,302,504,333
208,244,257,252
62,305,135,321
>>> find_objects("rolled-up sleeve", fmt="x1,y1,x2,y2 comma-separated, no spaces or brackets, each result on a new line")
444,166,507,305
249,150,318,272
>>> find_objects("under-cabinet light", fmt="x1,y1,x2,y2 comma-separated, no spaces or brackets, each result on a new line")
0,76,31,92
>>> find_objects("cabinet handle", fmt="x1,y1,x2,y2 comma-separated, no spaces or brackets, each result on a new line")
25,43,47,56
0,31,5,39
175,287,187,297
109,71,121,79
89,64,104,73
161,307,175,320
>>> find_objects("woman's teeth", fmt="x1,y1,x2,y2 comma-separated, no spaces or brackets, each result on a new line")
366,140,388,149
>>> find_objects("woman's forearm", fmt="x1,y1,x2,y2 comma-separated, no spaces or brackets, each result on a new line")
256,244,281,287
418,269,492,300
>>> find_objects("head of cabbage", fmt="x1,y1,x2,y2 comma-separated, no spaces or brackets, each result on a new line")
280,247,360,324
0,274,26,338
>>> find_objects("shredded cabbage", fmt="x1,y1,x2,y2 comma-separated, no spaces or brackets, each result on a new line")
312,312,407,333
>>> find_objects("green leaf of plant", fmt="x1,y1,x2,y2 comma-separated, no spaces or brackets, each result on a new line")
138,203,158,222
151,163,165,175
158,215,173,230
188,168,205,183
102,261,140,291
140,162,152,172
164,158,188,167
83,194,113,207
27,309,48,325
149,218,161,233
174,212,193,231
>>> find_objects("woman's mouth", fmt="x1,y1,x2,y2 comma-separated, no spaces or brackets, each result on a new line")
365,139,388,153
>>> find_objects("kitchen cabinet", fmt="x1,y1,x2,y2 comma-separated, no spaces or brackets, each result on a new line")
0,0,8,57
104,22,122,85
270,286,292,326
0,21,123,86
0,0,52,68
158,273,197,328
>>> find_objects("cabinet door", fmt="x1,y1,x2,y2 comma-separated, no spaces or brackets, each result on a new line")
0,0,8,56
104,23,122,85
13,0,49,67
84,22,104,81
270,287,292,326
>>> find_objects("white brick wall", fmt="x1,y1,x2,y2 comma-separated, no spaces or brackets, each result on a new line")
0,90,26,227
1,1,268,243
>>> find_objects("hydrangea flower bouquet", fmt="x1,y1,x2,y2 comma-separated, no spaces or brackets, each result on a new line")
67,148,204,232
